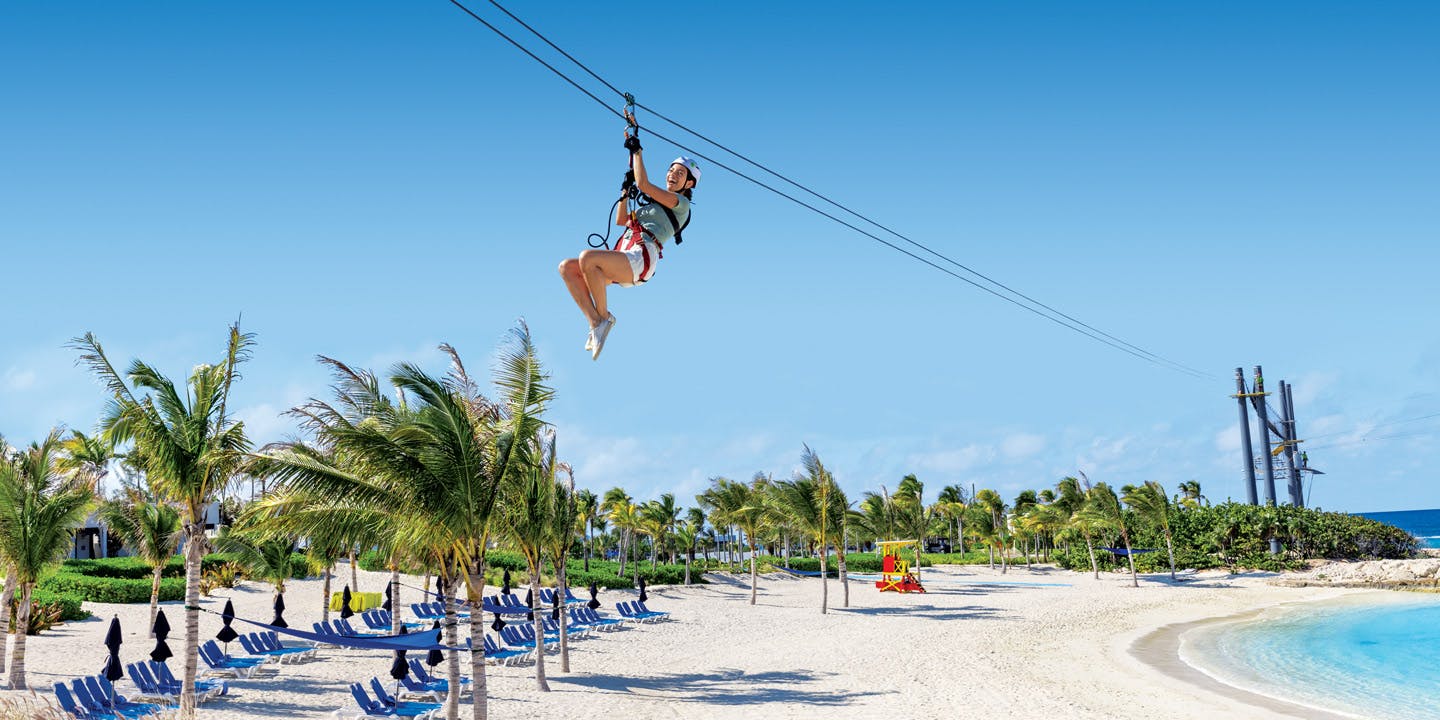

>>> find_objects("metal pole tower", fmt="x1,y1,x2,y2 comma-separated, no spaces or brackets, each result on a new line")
1283,382,1304,507
1253,366,1278,507
1232,368,1259,506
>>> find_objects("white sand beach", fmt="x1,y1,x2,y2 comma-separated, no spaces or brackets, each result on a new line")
1,564,1374,719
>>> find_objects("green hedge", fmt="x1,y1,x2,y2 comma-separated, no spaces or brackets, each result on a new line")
27,588,89,622
39,570,185,604
62,557,186,579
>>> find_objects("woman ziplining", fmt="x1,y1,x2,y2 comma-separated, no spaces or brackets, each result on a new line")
559,110,700,360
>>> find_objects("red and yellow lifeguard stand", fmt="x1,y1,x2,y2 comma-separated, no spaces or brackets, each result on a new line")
875,540,926,593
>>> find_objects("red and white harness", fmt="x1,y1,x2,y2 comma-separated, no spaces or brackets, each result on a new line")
615,216,662,285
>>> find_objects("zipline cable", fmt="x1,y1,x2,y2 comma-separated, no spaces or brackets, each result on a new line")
445,0,1215,380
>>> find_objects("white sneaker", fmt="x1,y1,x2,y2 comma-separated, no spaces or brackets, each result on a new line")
590,314,616,360
585,330,593,352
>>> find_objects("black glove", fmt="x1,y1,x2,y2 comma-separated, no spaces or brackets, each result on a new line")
624,134,642,153
621,170,635,191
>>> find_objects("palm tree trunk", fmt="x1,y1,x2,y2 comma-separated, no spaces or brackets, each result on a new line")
349,549,358,593
749,540,758,605
1165,530,1177,581
583,519,591,573
1122,530,1138,588
558,559,570,673
180,524,204,719
389,568,401,635
616,532,626,579
819,544,829,615
782,532,790,569
321,564,332,625
6,582,32,689
443,567,461,720
958,517,965,554
1085,533,1099,579
530,565,549,691
0,570,14,675
684,553,691,585
150,564,163,636
839,528,849,608
465,559,490,720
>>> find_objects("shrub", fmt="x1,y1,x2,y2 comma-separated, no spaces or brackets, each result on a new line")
38,570,185,604
61,557,185,579
30,588,88,622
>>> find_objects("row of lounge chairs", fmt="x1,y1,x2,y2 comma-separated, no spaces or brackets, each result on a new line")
54,675,165,719
125,660,228,703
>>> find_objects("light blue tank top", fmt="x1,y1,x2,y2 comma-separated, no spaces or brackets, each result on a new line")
635,194,690,247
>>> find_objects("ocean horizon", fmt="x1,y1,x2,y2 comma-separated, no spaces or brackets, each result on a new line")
1357,508,1440,549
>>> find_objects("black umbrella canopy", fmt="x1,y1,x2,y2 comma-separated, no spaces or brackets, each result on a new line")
524,588,534,620
434,575,445,605
501,568,511,595
490,611,506,633
389,626,410,681
638,577,648,604
551,588,561,621
216,600,239,644
382,582,393,613
100,615,124,683
427,621,444,667
587,582,601,610
272,593,289,628
150,609,173,663
340,585,355,619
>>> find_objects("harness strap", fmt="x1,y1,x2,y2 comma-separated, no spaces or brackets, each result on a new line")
637,193,692,245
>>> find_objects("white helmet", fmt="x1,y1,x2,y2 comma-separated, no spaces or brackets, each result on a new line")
672,156,701,184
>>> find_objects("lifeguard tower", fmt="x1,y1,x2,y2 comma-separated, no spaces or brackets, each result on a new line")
875,540,926,593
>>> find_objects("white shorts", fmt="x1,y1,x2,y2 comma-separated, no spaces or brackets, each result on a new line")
615,229,660,288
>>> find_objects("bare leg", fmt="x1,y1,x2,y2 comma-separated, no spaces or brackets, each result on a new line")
578,250,635,325
559,258,601,326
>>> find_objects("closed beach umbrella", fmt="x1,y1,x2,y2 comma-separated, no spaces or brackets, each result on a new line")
272,593,288,628
98,615,123,712
340,585,354,619
435,576,445,605
216,599,239,650
524,588,534,620
389,626,409,696
427,621,444,667
551,588,561,621
587,582,600,610
149,610,173,663
100,614,124,702
501,568,511,595
490,611,506,633
382,582,393,613
638,577,648,604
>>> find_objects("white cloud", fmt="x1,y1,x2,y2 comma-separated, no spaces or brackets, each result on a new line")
2,368,37,392
1214,425,1240,453
1000,432,1045,460
905,444,994,475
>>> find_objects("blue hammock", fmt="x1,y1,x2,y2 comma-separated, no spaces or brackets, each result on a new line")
204,608,452,651
1100,547,1158,557
776,567,825,578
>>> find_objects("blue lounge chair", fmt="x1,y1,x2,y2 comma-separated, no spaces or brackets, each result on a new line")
71,677,156,719
407,659,471,691
240,633,312,663
617,601,665,623
259,631,318,659
125,663,177,704
54,682,113,720
570,607,623,632
480,635,529,666
396,675,443,702
635,600,672,621
199,640,266,678
148,661,228,697
344,681,439,719
370,676,444,713
90,676,166,716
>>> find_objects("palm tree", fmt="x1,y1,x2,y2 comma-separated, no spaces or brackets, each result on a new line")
896,475,929,573
98,489,181,634
73,325,251,718
574,489,598,572
700,477,765,604
499,434,558,692
601,488,633,578
542,448,577,674
769,446,842,614
214,527,296,598
1176,480,1207,510
1123,481,1176,580
1085,483,1137,587
0,430,97,689
935,484,968,553
973,489,1009,573
250,328,549,720
1019,503,1066,563
675,520,699,585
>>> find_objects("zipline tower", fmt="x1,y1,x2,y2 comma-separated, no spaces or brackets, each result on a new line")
1230,365,1324,509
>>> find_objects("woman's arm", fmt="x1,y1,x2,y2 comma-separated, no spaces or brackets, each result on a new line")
631,150,680,209
615,186,629,226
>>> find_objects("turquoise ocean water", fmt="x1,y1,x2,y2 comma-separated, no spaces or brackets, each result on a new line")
1359,508,1440,549
1182,595,1440,720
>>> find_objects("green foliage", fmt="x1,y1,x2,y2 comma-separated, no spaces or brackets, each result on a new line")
1053,502,1415,572
29,588,88,621
61,556,186,579
38,568,185,604
561,558,703,588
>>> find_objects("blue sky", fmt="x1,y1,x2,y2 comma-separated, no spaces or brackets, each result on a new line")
2,1,1437,513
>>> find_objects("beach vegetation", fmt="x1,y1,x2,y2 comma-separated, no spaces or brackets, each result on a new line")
97,489,181,632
